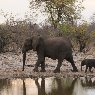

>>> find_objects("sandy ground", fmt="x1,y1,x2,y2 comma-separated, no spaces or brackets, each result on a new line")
0,49,95,79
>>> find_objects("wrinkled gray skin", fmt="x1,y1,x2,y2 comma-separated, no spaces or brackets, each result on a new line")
81,59,95,73
22,35,78,73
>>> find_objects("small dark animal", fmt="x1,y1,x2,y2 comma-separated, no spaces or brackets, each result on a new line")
81,59,95,73
22,35,78,73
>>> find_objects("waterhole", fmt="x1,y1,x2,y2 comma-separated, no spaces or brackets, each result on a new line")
0,77,95,95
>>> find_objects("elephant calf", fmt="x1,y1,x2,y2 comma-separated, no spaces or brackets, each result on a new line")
22,35,78,73
81,59,95,73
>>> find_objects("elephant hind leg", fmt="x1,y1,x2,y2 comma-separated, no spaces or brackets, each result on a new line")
66,55,78,72
54,59,63,73
89,66,93,73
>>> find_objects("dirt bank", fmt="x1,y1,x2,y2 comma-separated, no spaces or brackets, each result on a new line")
0,49,95,79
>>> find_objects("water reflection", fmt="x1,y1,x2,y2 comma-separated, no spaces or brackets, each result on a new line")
0,77,95,95
23,80,26,95
35,78,46,95
81,77,95,87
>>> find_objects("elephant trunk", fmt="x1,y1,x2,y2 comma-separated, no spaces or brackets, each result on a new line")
22,52,26,71
81,65,82,71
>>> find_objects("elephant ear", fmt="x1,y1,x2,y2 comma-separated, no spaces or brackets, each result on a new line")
32,35,44,51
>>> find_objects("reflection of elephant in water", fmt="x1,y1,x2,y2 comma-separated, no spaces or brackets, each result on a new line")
34,77,77,95
35,78,46,95
53,78,77,95
81,77,95,87
22,80,26,95
22,35,78,72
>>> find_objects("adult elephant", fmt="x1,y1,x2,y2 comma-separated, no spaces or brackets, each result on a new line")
22,35,78,73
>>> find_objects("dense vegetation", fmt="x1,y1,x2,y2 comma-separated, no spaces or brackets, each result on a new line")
0,0,95,53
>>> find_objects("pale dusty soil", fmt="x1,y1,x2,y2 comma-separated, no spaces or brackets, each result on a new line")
0,48,95,79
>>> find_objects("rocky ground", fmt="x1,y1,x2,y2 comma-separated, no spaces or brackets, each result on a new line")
0,48,95,79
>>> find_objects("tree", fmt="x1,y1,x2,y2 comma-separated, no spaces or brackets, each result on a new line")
29,0,84,28
75,21,90,52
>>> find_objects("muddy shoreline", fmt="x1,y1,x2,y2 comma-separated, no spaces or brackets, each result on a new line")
0,67,95,79
0,50,95,79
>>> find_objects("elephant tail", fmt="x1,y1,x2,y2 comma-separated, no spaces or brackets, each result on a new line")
71,44,75,51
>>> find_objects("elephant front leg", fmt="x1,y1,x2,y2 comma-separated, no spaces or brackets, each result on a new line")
33,60,40,72
40,62,46,72
33,57,45,72
85,66,88,73
54,59,62,73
